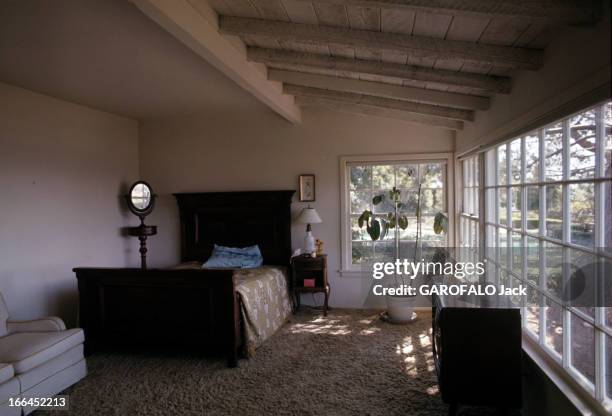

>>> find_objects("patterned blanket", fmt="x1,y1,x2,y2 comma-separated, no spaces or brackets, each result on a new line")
233,266,292,356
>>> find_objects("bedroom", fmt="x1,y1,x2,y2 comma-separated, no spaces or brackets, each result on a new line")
0,0,610,415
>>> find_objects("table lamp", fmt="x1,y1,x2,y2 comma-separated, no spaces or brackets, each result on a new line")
297,206,322,255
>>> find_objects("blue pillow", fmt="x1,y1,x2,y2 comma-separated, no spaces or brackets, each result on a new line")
202,244,263,269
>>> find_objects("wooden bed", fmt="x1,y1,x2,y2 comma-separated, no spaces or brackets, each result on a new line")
74,190,294,367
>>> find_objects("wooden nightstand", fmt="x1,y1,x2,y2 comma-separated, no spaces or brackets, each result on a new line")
291,254,329,316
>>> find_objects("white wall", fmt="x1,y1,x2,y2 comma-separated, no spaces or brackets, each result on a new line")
456,3,611,153
139,106,454,308
0,82,139,326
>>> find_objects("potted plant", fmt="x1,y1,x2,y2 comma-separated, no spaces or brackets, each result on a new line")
358,185,420,323
358,184,450,322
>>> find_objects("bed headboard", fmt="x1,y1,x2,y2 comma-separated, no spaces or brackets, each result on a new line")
173,191,295,266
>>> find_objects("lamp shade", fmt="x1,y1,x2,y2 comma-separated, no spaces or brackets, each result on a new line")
297,207,322,224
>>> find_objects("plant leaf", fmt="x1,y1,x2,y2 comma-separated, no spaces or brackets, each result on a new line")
398,216,408,230
367,219,381,240
358,210,371,228
433,212,448,234
372,195,384,205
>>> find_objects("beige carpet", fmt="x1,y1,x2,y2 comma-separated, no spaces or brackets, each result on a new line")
36,310,511,416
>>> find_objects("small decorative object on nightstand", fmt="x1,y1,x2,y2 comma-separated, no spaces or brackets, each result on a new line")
291,253,329,316
315,239,324,256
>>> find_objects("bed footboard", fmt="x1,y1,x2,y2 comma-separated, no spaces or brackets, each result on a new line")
74,267,242,367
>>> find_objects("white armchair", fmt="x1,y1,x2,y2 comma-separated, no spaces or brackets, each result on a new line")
0,292,86,415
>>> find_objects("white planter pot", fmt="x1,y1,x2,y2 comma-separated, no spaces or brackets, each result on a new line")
386,294,417,323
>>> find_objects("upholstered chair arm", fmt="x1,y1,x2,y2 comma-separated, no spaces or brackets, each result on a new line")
6,316,66,333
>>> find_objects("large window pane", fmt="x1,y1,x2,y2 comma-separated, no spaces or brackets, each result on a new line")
498,145,508,185
604,181,612,252
526,186,540,233
526,237,539,285
465,158,473,187
546,185,563,240
499,230,508,270
352,242,373,264
545,298,563,357
351,217,369,241
400,192,418,215
545,123,563,182
350,191,370,214
350,166,371,189
511,187,522,229
373,241,394,261
421,163,443,188
485,188,496,224
525,133,540,183
510,138,522,184
396,165,418,188
400,217,418,240
604,102,612,178
485,149,496,186
526,285,539,336
511,232,523,277
569,109,596,180
372,193,394,213
570,315,595,385
604,259,611,328
373,165,394,189
421,215,443,242
499,188,508,226
568,249,596,318
569,183,594,247
421,188,444,214
485,225,497,260
545,242,563,299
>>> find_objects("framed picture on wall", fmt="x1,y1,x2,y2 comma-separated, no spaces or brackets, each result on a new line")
299,174,315,202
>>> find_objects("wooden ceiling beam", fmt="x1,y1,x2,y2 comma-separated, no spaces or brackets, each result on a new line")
248,47,511,94
295,95,463,130
292,0,601,26
220,16,542,70
269,69,490,110
285,84,474,121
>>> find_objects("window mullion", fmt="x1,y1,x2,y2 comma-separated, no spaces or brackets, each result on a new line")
562,118,572,371
594,105,605,402
479,154,486,261
539,128,547,346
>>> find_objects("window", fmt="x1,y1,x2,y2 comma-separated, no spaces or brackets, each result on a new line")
470,100,612,409
460,155,480,253
340,154,452,272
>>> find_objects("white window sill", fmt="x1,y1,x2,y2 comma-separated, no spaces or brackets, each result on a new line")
522,333,611,416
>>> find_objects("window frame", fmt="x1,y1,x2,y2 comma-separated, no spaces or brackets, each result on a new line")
459,100,612,414
339,153,455,274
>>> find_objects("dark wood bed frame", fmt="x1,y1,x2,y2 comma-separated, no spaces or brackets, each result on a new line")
74,190,295,367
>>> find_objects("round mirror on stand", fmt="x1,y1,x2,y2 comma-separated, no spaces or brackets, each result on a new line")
125,181,157,269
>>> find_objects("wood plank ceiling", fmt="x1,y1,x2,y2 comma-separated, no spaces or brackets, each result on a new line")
198,0,601,130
